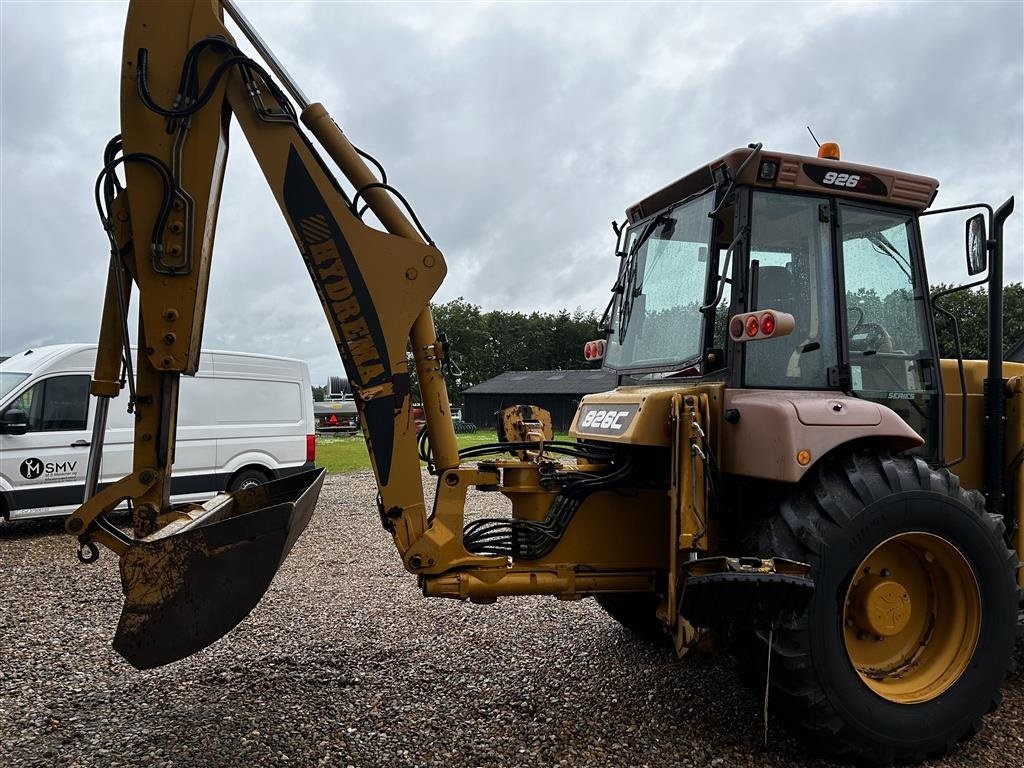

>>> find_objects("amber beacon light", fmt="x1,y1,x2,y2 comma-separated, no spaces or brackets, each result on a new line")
817,141,841,160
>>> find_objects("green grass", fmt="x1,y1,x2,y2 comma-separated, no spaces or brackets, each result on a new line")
315,430,570,474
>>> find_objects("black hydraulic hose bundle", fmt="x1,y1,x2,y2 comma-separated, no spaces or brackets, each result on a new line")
462,454,633,560
417,428,630,559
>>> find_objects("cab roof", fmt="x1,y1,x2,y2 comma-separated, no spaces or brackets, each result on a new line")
626,146,940,224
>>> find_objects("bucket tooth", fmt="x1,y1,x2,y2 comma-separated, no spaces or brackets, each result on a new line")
112,468,325,669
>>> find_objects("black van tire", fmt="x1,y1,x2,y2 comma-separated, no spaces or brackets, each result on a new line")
228,467,270,492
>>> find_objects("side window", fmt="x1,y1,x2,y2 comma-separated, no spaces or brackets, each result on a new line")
744,193,839,388
840,205,936,452
1,376,90,432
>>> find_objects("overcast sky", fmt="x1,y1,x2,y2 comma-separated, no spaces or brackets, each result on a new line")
1,1,1021,385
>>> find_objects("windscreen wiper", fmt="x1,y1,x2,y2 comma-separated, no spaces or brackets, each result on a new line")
617,214,668,343
866,232,913,282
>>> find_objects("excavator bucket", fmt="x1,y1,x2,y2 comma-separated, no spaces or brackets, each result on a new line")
112,468,325,669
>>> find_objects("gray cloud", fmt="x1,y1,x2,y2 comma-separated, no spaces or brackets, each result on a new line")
2,1,1021,386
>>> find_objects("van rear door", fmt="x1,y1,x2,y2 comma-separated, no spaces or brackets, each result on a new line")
0,374,92,518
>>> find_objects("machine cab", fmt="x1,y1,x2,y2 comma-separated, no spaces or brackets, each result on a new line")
601,145,943,457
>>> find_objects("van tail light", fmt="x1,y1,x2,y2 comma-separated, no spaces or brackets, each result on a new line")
729,309,795,342
306,434,316,463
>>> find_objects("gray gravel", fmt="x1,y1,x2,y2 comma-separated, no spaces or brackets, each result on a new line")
2,470,1022,768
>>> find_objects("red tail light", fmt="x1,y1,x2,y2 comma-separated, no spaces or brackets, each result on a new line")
306,434,316,463
583,339,607,361
729,309,795,342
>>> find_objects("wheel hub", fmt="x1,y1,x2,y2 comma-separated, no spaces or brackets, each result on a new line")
842,532,981,704
849,575,911,637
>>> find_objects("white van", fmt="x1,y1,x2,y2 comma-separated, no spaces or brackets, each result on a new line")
0,344,316,521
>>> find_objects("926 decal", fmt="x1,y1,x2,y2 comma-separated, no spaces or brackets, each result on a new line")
822,171,860,187
804,163,888,196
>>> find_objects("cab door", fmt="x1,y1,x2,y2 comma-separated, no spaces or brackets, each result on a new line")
0,374,92,518
837,203,941,456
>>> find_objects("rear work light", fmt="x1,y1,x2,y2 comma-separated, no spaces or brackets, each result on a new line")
583,339,607,361
729,310,795,342
306,434,316,463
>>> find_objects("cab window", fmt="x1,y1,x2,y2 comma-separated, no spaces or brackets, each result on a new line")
2,375,90,432
744,192,839,388
839,204,936,451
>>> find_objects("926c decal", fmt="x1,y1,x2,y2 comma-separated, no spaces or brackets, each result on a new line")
575,403,639,436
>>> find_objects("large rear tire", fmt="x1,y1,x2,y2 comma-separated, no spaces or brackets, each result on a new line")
749,450,1018,764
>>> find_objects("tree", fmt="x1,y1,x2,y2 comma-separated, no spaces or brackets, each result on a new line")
932,283,1023,360
311,385,326,402
423,298,600,404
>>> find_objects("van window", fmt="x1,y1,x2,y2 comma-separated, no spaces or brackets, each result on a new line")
2,375,90,432
1,372,29,400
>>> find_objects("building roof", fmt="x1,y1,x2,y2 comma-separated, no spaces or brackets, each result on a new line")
1009,335,1024,363
463,369,616,396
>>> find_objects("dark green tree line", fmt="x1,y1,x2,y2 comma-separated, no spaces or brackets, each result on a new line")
932,283,1023,360
430,298,600,405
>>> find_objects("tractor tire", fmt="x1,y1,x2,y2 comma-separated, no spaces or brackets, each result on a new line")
748,450,1019,764
594,593,669,646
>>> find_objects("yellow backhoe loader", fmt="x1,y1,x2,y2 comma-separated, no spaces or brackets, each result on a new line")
59,1,1022,762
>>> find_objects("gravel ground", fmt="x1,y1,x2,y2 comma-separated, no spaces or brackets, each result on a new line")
2,471,1022,768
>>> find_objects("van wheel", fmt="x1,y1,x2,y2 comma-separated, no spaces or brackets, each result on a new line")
748,450,1018,764
594,593,670,646
228,468,270,492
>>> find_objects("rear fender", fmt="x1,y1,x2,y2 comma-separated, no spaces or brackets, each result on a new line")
720,390,923,483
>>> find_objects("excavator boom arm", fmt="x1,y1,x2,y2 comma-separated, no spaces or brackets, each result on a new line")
69,0,472,667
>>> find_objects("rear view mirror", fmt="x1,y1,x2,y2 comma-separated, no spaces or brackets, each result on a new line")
965,213,987,276
1,409,29,435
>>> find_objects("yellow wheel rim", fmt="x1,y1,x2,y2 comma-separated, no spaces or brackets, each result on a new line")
842,532,981,704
